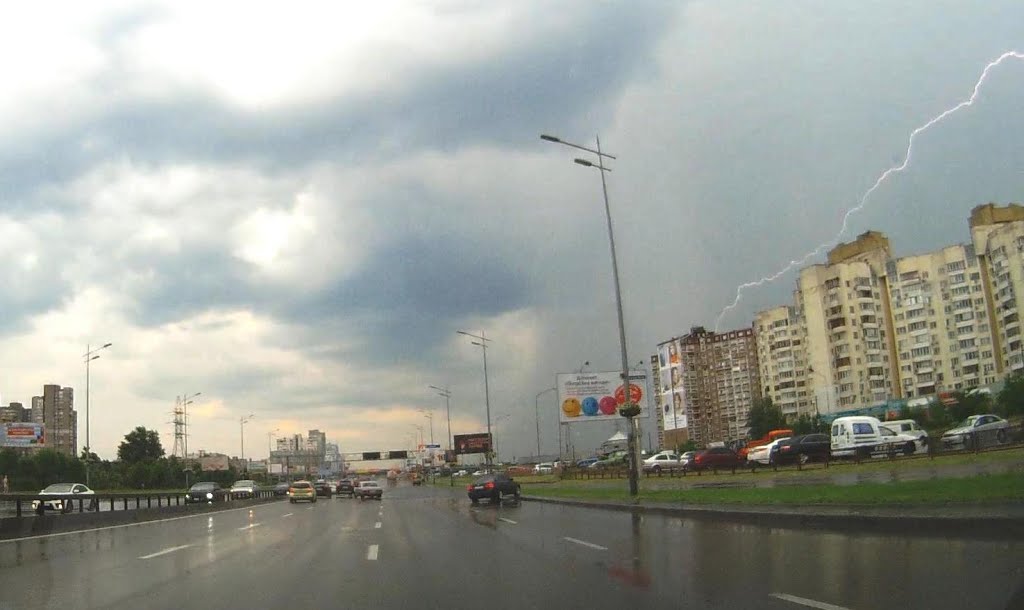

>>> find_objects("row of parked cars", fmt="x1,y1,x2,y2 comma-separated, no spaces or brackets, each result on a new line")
640,413,1015,473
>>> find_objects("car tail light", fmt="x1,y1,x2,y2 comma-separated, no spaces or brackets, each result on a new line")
484,481,495,489
782,446,792,452
467,485,474,491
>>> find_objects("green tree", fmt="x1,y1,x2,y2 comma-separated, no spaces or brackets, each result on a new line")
117,427,165,463
791,414,827,435
747,397,786,440
949,390,991,422
997,373,1024,417
676,440,699,453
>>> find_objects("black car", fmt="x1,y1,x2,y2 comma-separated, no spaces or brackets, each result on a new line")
314,480,334,498
185,482,227,504
336,479,354,496
273,482,290,496
772,433,831,465
467,473,520,505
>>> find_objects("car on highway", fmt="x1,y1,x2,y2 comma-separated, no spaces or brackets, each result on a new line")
185,482,228,504
32,483,96,513
942,414,1011,450
467,473,520,504
288,480,317,503
314,480,334,498
690,447,742,472
273,482,290,496
533,462,555,475
642,451,683,474
354,480,383,500
575,457,599,469
454,470,469,477
230,479,259,499
746,437,789,466
771,433,831,465
336,479,355,496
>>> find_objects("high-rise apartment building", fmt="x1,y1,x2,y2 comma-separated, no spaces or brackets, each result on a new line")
754,306,812,418
30,385,77,456
970,203,1024,377
659,326,760,447
0,402,30,423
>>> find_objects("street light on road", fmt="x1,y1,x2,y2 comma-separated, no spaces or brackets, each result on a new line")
535,387,556,458
458,330,494,468
542,133,640,497
419,409,435,445
240,414,255,471
83,342,112,486
429,385,454,486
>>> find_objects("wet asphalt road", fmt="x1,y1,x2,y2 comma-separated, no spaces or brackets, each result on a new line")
1,483,1022,610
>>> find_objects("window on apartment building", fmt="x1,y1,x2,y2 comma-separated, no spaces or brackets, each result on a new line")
910,346,931,357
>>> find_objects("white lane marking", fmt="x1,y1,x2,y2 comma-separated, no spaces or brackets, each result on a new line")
237,523,263,531
498,517,518,524
770,593,851,610
0,503,277,544
282,513,294,518
138,544,193,560
367,544,379,560
563,536,607,551
374,522,382,529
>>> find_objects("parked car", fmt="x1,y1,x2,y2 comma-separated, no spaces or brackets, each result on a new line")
533,462,555,475
642,451,683,474
831,416,915,458
185,482,228,504
354,480,383,500
740,428,794,460
273,482,290,496
467,473,520,504
885,419,930,448
591,450,628,468
746,437,789,466
336,479,355,496
230,480,259,499
32,483,96,513
314,480,334,497
288,480,317,503
942,414,1011,450
772,433,831,465
878,425,922,455
575,457,599,469
690,447,742,472
454,470,469,477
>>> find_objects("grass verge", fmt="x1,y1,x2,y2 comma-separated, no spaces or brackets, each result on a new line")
522,472,1024,505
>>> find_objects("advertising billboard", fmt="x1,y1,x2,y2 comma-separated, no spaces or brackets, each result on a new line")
0,423,45,447
454,433,491,455
557,371,648,423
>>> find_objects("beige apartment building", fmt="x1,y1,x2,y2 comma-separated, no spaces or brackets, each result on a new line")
753,203,1024,417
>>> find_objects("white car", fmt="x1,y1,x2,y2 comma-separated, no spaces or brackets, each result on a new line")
32,483,96,513
642,451,682,474
533,462,555,475
878,425,923,456
229,480,259,498
941,414,1011,450
885,419,929,450
747,437,789,466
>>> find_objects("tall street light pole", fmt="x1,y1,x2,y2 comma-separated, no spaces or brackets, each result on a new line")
541,133,640,497
429,385,453,486
83,342,112,486
240,414,255,471
419,409,435,445
458,330,493,470
535,387,556,458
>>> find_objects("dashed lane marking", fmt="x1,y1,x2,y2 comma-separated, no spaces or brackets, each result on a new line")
374,522,382,529
563,537,607,551
769,593,851,610
498,517,518,524
139,544,193,560
367,544,379,560
282,513,294,518
237,523,263,531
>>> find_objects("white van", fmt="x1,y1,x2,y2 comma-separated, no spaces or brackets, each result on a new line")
830,416,918,458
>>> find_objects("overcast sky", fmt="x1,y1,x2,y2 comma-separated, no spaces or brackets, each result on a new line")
1,1,1022,461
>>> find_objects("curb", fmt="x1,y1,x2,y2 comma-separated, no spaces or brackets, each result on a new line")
520,495,1024,540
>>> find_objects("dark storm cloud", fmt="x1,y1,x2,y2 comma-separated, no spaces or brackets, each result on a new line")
0,2,674,212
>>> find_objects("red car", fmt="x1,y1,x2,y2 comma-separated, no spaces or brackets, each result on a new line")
690,447,742,472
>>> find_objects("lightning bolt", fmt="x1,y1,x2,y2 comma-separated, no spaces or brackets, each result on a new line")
713,50,1024,332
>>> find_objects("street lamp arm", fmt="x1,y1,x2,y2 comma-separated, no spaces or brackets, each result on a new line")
540,134,617,159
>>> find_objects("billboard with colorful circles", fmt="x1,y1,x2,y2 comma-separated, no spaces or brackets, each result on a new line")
557,371,648,423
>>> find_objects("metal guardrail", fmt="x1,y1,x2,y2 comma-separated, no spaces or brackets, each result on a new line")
0,489,280,518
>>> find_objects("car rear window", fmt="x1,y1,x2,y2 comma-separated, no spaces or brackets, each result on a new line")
291,482,312,489
472,476,494,485
852,423,875,434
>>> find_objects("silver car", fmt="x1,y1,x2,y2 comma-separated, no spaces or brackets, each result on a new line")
941,414,1010,450
32,483,96,513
